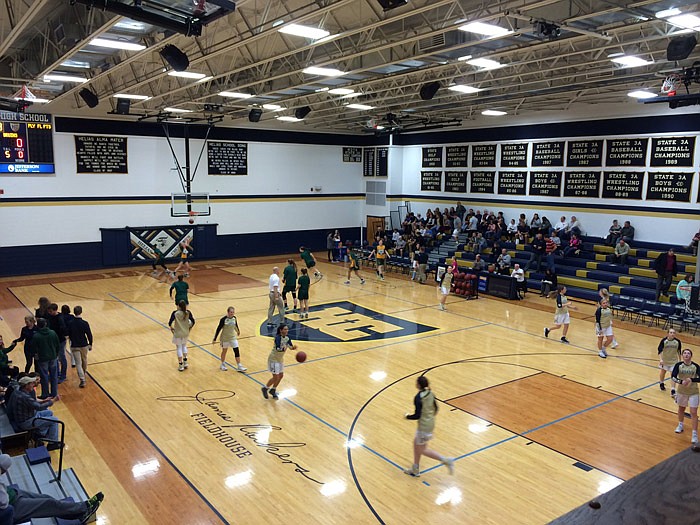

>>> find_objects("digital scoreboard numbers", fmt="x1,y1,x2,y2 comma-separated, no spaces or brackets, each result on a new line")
0,112,54,173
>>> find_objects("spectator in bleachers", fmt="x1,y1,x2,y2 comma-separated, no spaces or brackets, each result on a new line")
516,219,529,243
472,254,486,272
605,219,622,246
544,235,557,271
510,264,527,299
394,235,407,257
550,231,563,255
562,233,582,258
540,216,553,235
654,248,678,301
11,375,60,448
565,216,582,239
452,212,462,233
529,213,542,237
676,274,694,306
12,315,37,374
416,247,429,284
525,232,546,272
620,220,635,243
0,453,103,523
474,232,487,254
613,239,630,266
0,336,19,379
689,228,700,256
455,202,466,219
31,318,59,400
506,219,518,241
467,213,478,233
425,210,435,229
497,248,512,275
540,268,557,297
553,216,568,238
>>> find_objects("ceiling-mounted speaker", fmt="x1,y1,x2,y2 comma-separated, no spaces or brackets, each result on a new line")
160,44,190,72
376,0,408,10
295,106,311,119
248,108,262,122
420,81,441,100
79,88,99,108
667,35,697,61
116,98,131,115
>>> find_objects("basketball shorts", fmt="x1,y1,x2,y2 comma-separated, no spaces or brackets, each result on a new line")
553,313,570,325
414,430,433,445
595,326,613,337
675,393,699,408
172,337,188,345
268,359,284,375
221,339,238,348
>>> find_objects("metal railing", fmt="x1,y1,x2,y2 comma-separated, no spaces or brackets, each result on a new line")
32,416,65,483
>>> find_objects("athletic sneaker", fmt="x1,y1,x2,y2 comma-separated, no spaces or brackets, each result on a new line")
442,457,455,475
692,431,698,444
611,341,619,349
560,337,570,344
184,272,190,277
380,276,385,281
183,360,189,369
659,382,666,391
344,280,351,285
439,304,446,311
671,389,676,398
220,364,228,371
270,388,279,400
237,364,247,372
544,328,550,338
675,422,684,433
360,279,365,285
403,466,420,477
79,381,86,388
178,363,185,371
80,492,104,525
598,350,607,358
261,386,269,399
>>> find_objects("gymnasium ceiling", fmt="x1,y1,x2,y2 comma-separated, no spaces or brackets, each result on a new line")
1,0,700,134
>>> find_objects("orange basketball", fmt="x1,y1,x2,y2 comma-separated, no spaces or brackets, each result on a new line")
296,351,307,363
189,218,194,224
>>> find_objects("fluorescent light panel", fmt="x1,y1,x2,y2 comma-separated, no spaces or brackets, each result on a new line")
328,88,355,95
611,55,652,67
15,97,49,103
278,24,330,40
656,8,681,18
60,60,91,69
43,74,87,83
667,14,700,29
627,90,658,99
113,93,150,100
459,21,512,37
303,66,345,77
164,107,193,113
482,109,507,116
219,91,254,98
262,104,284,111
277,116,302,122
168,71,207,79
346,103,374,110
448,85,481,94
468,58,502,70
89,38,146,51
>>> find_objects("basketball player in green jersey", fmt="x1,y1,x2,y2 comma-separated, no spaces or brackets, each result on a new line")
345,249,366,285
282,259,299,312
671,348,700,444
169,275,189,305
595,298,614,358
658,328,682,394
544,285,577,343
297,268,311,319
299,246,322,279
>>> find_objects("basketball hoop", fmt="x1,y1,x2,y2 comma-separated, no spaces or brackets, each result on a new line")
661,73,682,96
188,211,199,224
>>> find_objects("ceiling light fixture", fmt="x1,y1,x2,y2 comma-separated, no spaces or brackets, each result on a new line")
303,66,345,77
611,55,652,67
666,14,700,30
113,93,151,100
164,107,193,113
457,54,473,61
328,88,355,95
14,97,49,103
346,103,375,110
278,24,331,40
197,76,213,83
458,21,513,37
43,74,87,83
168,71,207,79
482,109,507,116
448,85,482,94
262,104,284,111
656,8,682,19
89,38,146,51
467,58,503,70
277,115,302,122
219,91,254,99
627,90,658,99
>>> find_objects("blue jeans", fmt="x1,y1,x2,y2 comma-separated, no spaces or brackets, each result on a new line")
58,338,68,380
38,358,59,398
18,409,59,442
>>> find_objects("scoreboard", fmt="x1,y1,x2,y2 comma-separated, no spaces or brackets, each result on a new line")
0,112,55,173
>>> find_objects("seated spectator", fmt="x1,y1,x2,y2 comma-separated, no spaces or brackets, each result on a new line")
689,228,700,256
516,219,530,243
525,233,546,272
676,274,694,305
10,375,60,449
565,216,582,239
554,216,569,241
497,248,512,275
0,454,103,524
605,219,622,246
472,254,487,272
613,239,630,266
563,234,582,258
540,216,553,235
540,268,558,297
511,264,527,299
506,219,518,241
619,220,635,243
484,221,499,242
394,236,407,257
0,336,19,379
473,232,487,254
550,231,562,255
529,213,542,237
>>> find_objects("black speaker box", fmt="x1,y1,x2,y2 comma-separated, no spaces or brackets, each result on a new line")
295,106,311,119
160,44,190,72
79,88,99,108
248,108,262,122
667,35,697,61
690,283,700,310
376,0,408,10
420,81,440,100
116,98,131,115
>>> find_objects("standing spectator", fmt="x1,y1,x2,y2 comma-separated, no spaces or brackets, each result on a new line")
61,305,77,369
67,306,92,388
671,349,699,444
168,300,194,372
540,268,557,297
403,376,454,478
46,304,68,385
416,247,429,284
510,264,526,299
455,201,466,220
297,268,311,319
605,219,622,246
619,220,635,243
213,306,246,372
326,231,334,262
333,230,342,262
35,297,50,320
654,248,678,301
169,275,189,305
467,213,478,233
12,315,37,374
544,235,557,271
689,228,700,256
562,233,582,258
31,318,59,400
497,248,511,275
613,239,630,266
266,267,285,327
676,274,694,306
525,233,546,272
658,329,682,394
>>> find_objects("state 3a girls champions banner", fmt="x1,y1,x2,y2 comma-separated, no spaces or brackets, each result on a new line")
129,227,193,262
